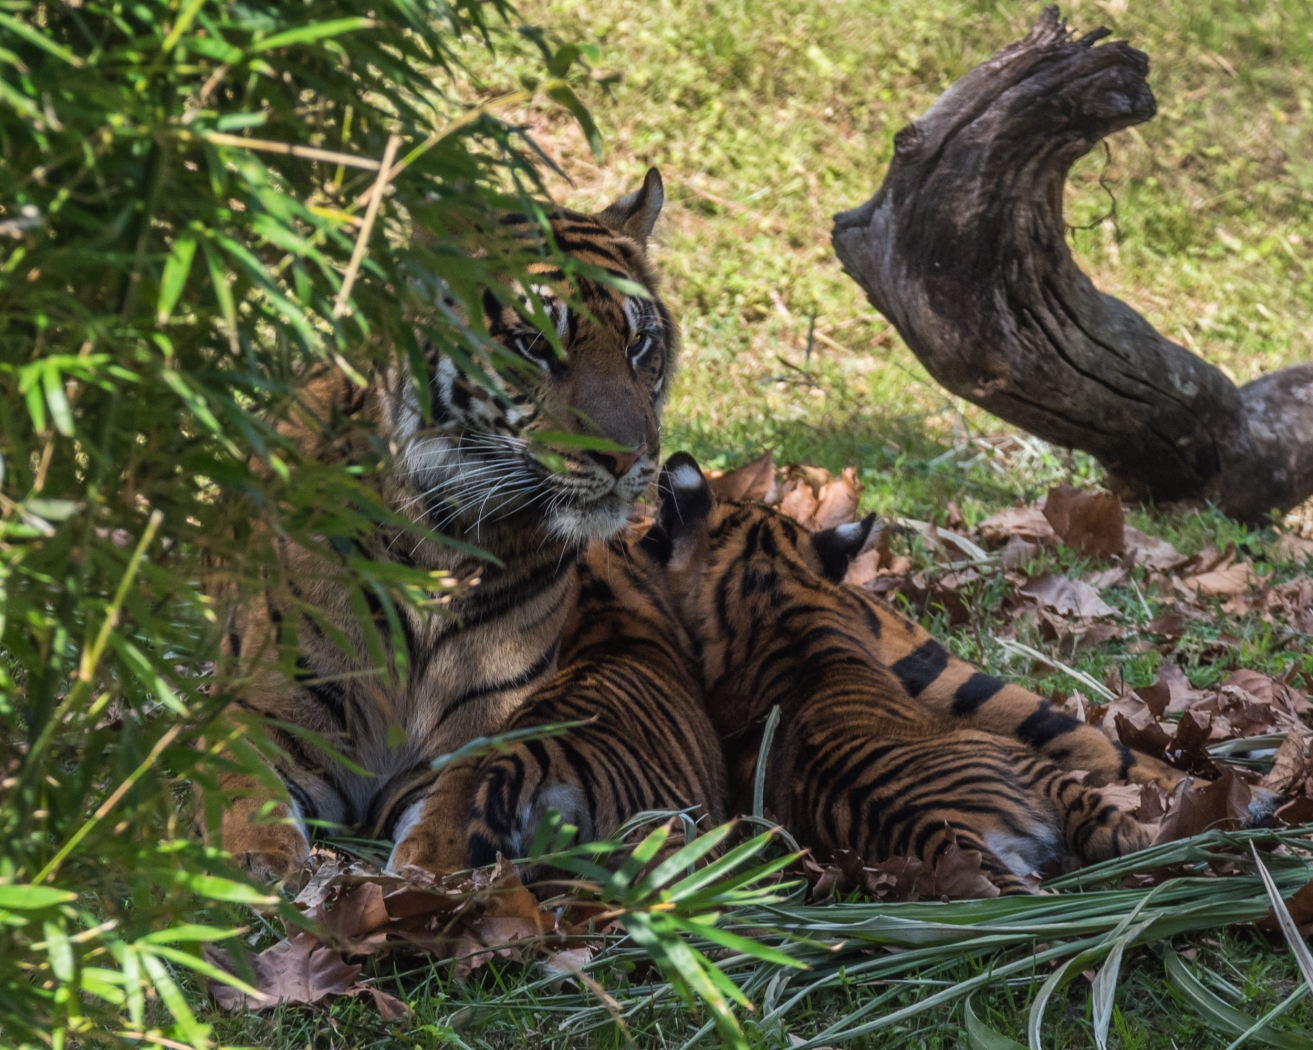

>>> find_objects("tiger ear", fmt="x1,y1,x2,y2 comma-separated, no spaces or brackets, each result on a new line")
640,452,712,564
811,513,877,582
598,167,664,245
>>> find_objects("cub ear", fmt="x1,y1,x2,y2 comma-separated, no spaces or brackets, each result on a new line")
640,451,713,564
811,513,878,582
598,167,664,245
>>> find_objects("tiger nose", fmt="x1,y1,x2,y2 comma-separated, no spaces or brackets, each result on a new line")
589,443,647,478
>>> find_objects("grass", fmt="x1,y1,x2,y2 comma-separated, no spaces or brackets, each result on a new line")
205,1,1313,1047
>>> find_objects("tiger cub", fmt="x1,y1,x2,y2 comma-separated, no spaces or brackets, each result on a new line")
466,534,728,868
217,171,679,882
641,454,1152,893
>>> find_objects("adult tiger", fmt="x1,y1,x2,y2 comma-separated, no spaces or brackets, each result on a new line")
640,453,1158,893
465,532,727,870
217,171,676,881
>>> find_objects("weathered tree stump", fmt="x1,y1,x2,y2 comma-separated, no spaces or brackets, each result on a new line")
833,5,1313,522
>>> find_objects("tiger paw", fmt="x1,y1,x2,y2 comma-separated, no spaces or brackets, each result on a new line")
242,848,309,888
1124,752,1187,793
1079,803,1155,863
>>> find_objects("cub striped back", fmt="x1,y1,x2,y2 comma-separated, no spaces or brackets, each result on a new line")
641,454,1153,893
465,532,728,868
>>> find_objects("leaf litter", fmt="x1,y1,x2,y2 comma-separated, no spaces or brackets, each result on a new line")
210,453,1313,1028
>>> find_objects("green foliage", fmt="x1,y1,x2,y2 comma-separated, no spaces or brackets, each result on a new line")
0,1,609,1046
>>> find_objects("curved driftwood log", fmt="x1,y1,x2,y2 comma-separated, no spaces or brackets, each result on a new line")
833,6,1313,522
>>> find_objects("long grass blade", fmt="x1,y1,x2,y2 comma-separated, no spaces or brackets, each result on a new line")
965,994,1027,1050
1251,843,1313,995
1164,951,1310,1049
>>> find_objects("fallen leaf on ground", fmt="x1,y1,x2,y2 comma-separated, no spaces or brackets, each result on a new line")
1043,484,1125,559
207,932,362,1011
1181,559,1256,598
1277,532,1313,565
1259,731,1309,795
1020,575,1117,618
977,503,1057,549
1085,566,1129,590
1163,713,1223,778
708,451,775,501
1138,662,1204,716
778,482,819,528
1123,527,1187,572
1002,535,1041,570
814,467,861,529
313,880,390,947
369,987,411,1020
1154,770,1252,844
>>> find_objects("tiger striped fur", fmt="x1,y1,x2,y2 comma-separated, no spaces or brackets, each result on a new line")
640,453,1155,893
465,534,727,869
216,171,678,882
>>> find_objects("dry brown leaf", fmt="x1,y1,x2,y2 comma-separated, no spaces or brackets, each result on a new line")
1224,669,1313,717
1043,484,1125,559
1163,713,1223,778
796,464,833,493
1182,559,1256,598
1137,662,1203,716
1259,731,1309,795
314,881,390,945
540,945,594,986
1277,532,1313,565
207,932,362,1012
844,548,881,588
1020,575,1117,619
708,451,774,502
1001,535,1042,571
778,482,819,528
1123,527,1188,572
368,987,411,1020
977,504,1058,549
1146,608,1187,642
1084,566,1129,590
931,839,1002,900
1154,770,1252,844
1115,714,1171,759
1074,624,1123,652
814,467,860,529
1275,796,1313,828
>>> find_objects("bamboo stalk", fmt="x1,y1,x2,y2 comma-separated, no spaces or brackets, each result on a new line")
333,133,401,319
201,131,381,171
353,89,529,208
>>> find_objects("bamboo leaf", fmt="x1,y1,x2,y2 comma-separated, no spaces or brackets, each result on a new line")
1092,919,1153,1050
157,230,198,324
632,822,737,899
250,18,376,53
965,995,1027,1050
0,13,84,67
0,886,76,909
603,824,670,901
1251,844,1313,996
173,872,278,906
1164,950,1311,1049
544,81,603,162
138,950,212,1050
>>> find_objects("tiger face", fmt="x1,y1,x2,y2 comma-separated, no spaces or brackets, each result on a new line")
391,169,675,546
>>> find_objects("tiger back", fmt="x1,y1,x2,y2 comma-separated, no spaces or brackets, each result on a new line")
215,171,682,883
641,454,1153,894
466,532,728,869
